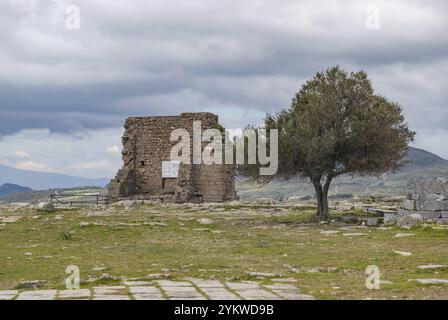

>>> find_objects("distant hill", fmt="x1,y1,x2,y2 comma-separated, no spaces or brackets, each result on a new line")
0,164,109,190
237,146,448,201
405,147,448,168
0,183,33,196
0,186,106,205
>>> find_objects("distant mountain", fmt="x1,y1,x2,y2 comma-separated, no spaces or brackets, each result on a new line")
0,183,33,196
405,147,448,168
237,146,448,201
0,164,109,190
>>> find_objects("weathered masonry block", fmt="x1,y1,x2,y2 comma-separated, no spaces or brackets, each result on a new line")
108,112,236,203
398,178,448,220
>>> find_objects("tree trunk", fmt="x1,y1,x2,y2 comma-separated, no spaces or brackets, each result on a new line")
312,175,333,221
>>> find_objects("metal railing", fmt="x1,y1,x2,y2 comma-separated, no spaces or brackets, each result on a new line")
50,193,110,207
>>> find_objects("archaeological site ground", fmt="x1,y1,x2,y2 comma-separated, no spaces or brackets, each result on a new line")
1,194,448,300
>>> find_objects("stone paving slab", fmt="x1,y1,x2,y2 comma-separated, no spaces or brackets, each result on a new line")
16,290,57,300
162,287,205,300
58,289,91,299
93,295,131,300
201,289,241,300
93,286,126,295
0,290,18,300
133,293,166,300
129,286,162,294
272,290,314,300
122,281,153,286
235,289,281,300
187,279,225,288
226,282,262,291
155,280,193,287
264,284,297,290
0,278,314,300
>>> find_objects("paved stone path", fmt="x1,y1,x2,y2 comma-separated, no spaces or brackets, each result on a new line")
0,279,314,300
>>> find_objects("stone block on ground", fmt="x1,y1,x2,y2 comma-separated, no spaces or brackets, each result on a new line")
384,213,398,225
403,199,416,211
37,202,54,212
398,214,423,229
416,200,448,211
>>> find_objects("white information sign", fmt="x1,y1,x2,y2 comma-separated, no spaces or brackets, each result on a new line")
162,161,180,178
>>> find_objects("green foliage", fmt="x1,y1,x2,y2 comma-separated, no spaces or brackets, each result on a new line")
243,66,415,220
59,231,73,240
268,66,415,179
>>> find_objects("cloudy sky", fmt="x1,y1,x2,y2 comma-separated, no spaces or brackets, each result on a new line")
0,0,447,179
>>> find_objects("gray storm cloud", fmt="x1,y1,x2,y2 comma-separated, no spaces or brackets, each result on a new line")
0,0,447,177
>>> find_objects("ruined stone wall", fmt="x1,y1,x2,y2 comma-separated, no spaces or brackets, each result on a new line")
108,112,236,203
399,178,448,220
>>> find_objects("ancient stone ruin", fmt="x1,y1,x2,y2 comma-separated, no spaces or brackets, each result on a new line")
399,178,448,220
108,112,236,203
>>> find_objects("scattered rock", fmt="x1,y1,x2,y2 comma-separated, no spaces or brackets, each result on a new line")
340,216,359,224
320,230,339,236
255,198,276,205
115,200,140,209
84,273,119,283
342,233,366,237
397,214,423,229
416,278,448,285
394,250,412,256
92,266,108,272
366,217,380,227
306,267,337,273
0,216,20,223
283,264,301,273
37,202,54,212
394,233,415,238
248,272,276,278
145,222,167,227
198,218,214,225
146,273,164,278
15,280,46,289
271,278,298,283
80,221,105,227
417,264,446,270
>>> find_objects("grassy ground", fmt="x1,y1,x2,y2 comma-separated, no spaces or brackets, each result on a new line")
1,203,448,299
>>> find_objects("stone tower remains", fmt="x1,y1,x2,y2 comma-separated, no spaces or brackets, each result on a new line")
108,112,236,203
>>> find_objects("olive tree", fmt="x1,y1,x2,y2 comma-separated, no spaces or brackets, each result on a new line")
248,66,415,221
